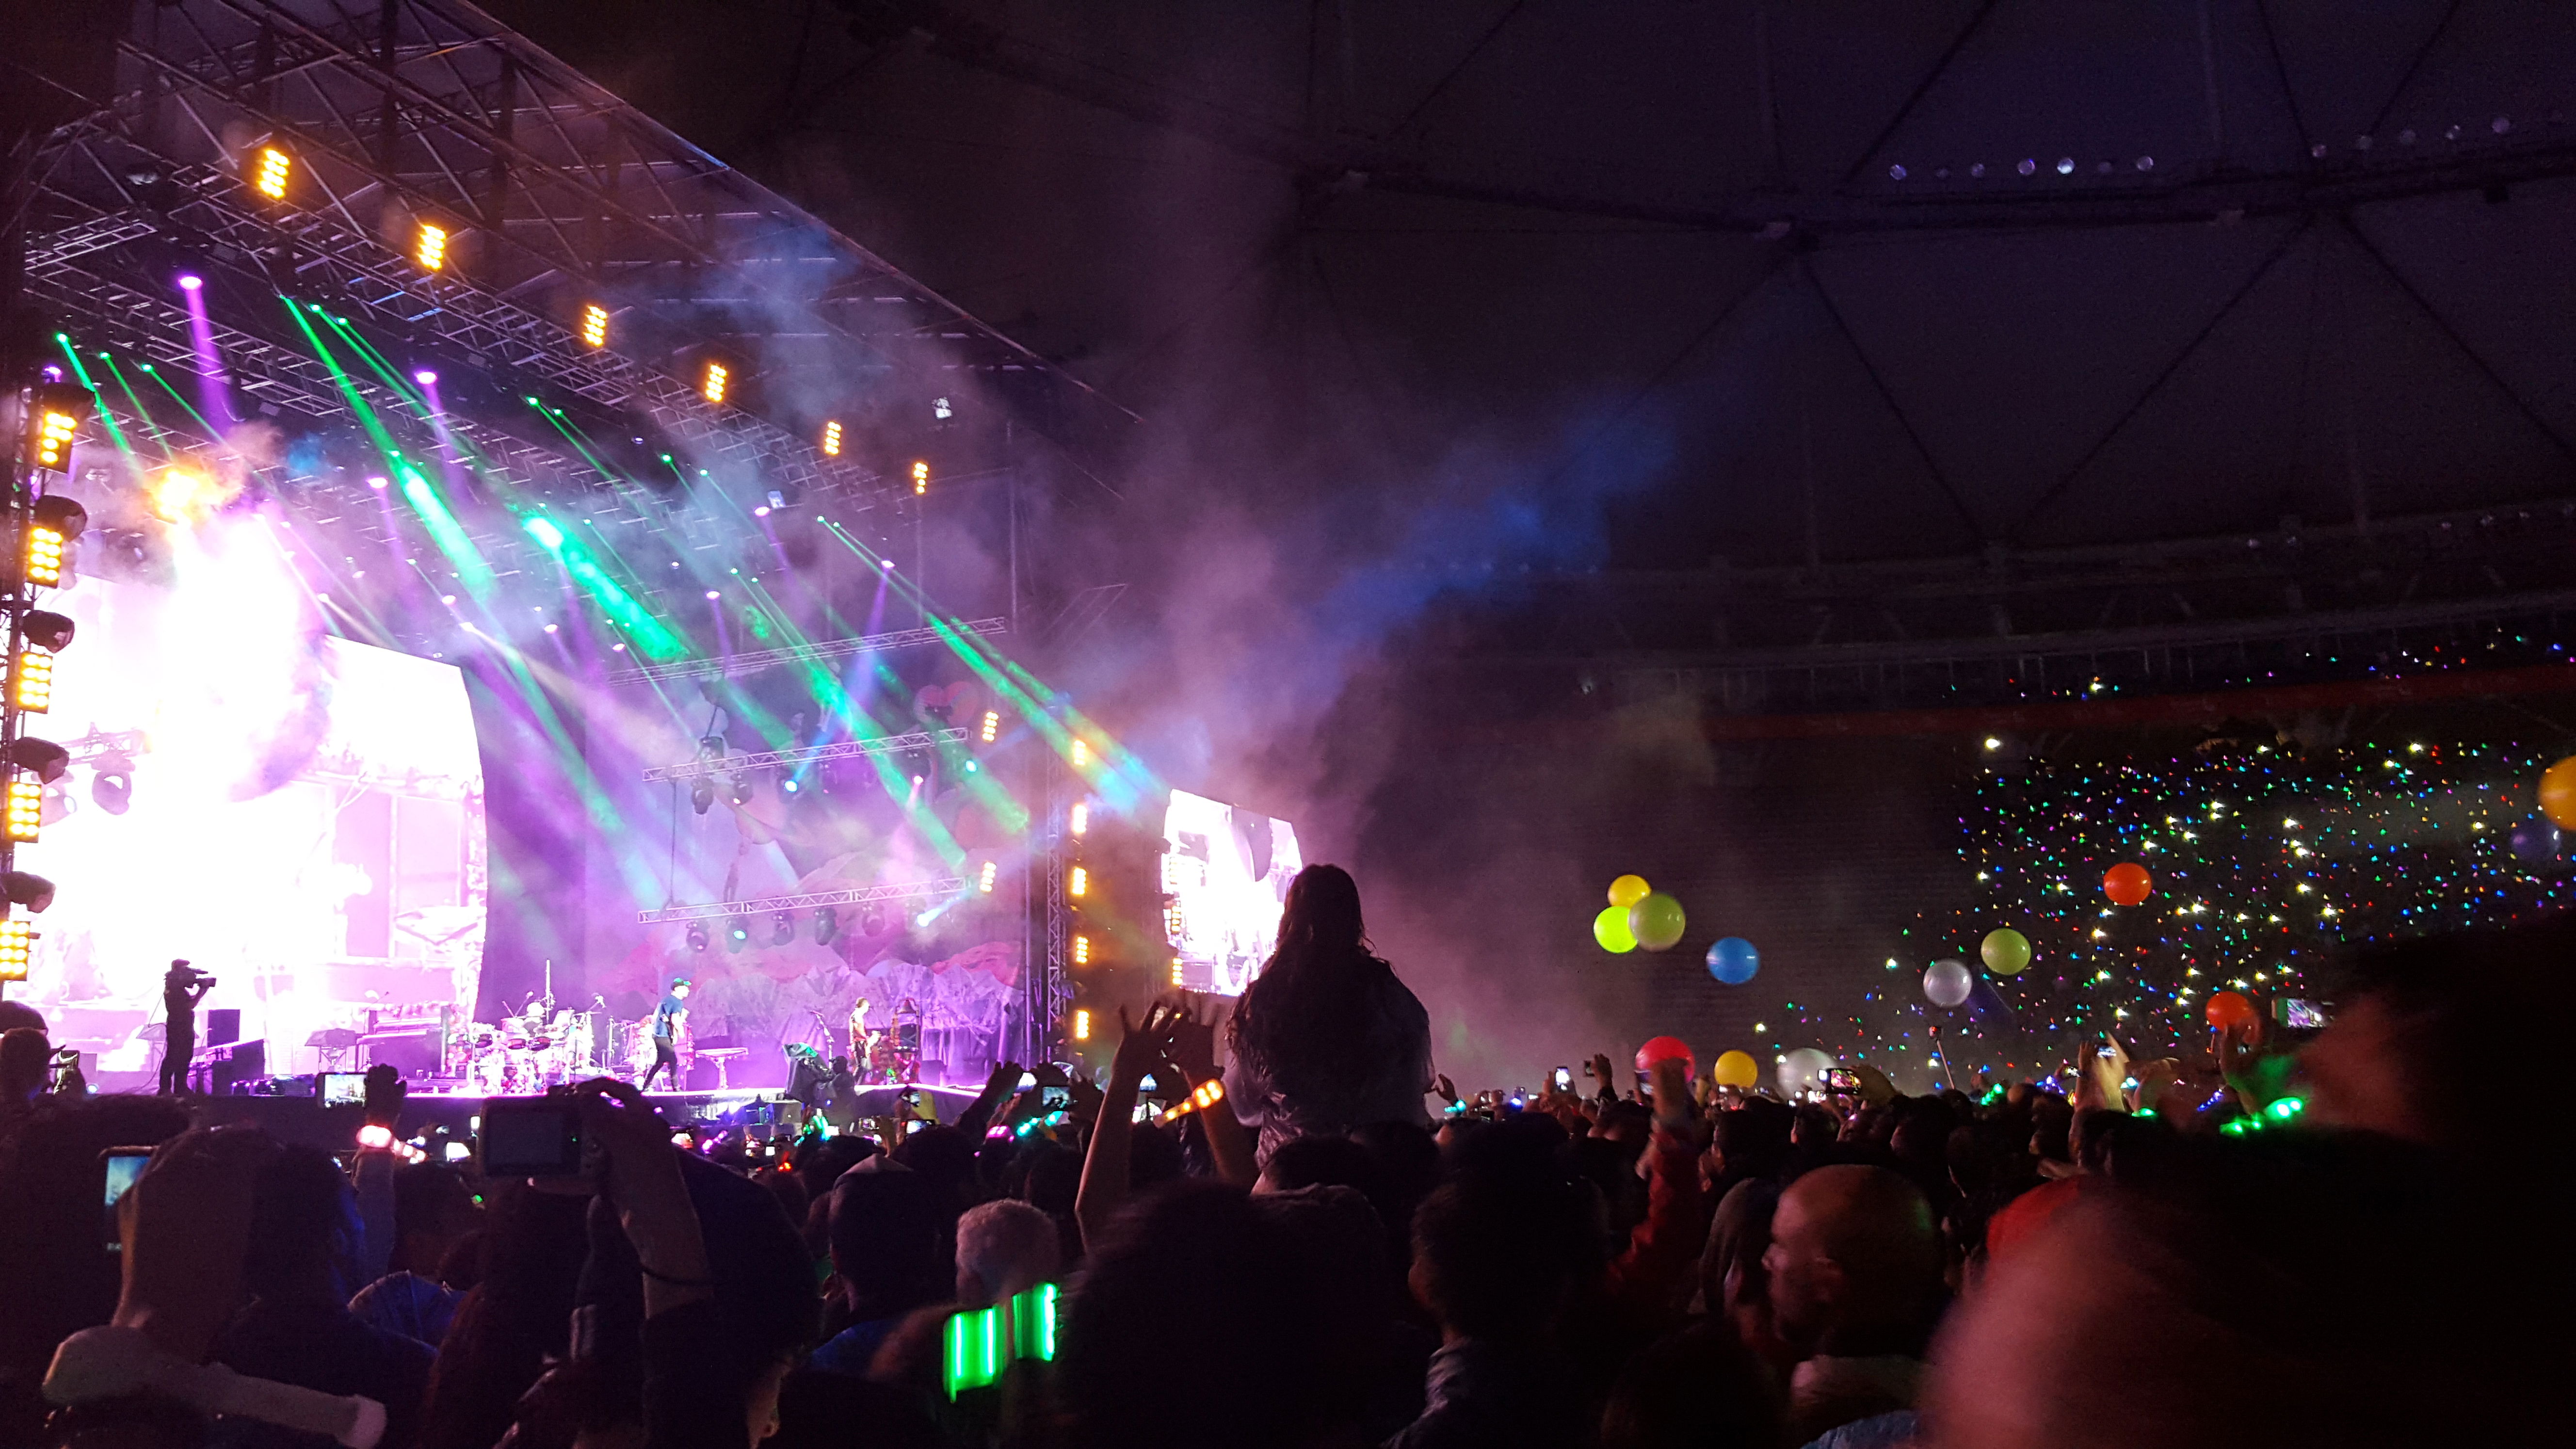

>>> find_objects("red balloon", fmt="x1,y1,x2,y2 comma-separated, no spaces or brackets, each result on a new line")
2102,862,2153,906
2205,991,2257,1030
1634,1036,1694,1075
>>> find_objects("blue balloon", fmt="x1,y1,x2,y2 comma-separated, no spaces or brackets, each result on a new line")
1964,975,2014,1026
2509,818,2562,867
1706,936,1760,985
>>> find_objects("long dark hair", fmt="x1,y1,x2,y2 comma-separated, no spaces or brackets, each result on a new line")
1228,864,1394,1090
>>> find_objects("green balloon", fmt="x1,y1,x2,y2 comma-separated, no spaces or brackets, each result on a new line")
1630,892,1687,951
1594,906,1638,953
1981,928,2032,976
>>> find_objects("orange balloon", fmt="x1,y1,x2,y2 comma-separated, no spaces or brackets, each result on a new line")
2102,862,2153,907
2205,990,2256,1031
2542,756,2576,830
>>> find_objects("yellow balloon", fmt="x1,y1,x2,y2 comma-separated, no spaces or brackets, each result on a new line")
1710,1049,1758,1089
1608,874,1652,908
2542,756,2576,829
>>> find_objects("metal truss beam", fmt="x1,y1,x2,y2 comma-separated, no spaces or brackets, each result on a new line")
638,877,968,925
643,728,966,783
610,617,1008,687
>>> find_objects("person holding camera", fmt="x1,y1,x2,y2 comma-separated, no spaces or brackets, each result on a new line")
158,962,213,1098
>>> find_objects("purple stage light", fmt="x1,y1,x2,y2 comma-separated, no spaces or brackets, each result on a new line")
177,274,203,291
704,589,722,600
753,505,771,517
366,476,388,489
413,370,438,385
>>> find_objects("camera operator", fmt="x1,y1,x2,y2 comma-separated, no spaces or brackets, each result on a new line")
159,962,214,1098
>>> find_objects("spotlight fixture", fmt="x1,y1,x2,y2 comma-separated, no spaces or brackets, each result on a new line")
820,420,842,456
726,916,750,951
250,145,291,199
772,912,795,947
20,612,72,653
910,460,929,496
1067,865,1087,898
781,775,801,795
25,495,88,586
1068,802,1088,836
91,757,132,815
691,780,715,815
413,369,438,386
580,303,609,348
980,709,1000,745
979,860,998,893
415,221,448,271
9,739,68,784
1072,1008,1091,1042
1072,934,1091,966
729,774,756,806
813,908,838,945
28,386,90,473
5,778,43,841
12,647,54,713
0,921,32,982
686,922,710,952
2,871,56,914
177,274,203,291
701,360,728,405
860,907,886,936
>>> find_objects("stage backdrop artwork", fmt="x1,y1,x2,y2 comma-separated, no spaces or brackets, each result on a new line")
26,512,484,1078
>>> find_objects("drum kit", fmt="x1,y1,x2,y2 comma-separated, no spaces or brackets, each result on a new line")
461,996,618,1094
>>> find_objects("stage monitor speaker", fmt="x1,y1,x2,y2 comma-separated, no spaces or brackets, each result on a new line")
206,1009,241,1046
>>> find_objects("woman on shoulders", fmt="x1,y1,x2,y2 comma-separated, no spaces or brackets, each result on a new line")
1224,864,1433,1165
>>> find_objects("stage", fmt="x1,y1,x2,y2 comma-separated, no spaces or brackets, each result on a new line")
177,1081,987,1157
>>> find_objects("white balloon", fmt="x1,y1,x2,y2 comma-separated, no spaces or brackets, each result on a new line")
1923,958,1974,1008
1776,1046,1838,1096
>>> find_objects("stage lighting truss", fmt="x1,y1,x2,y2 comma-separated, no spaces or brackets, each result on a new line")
0,920,32,982
1067,865,1088,899
640,727,967,783
10,647,54,713
1068,801,1088,837
23,496,87,589
611,620,1007,689
1072,1008,1091,1042
634,876,968,926
4,778,43,843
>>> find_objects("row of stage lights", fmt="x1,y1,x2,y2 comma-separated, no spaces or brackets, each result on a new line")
2,386,103,980
245,145,933,489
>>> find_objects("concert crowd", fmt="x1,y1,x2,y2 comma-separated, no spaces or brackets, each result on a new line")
0,862,2553,1449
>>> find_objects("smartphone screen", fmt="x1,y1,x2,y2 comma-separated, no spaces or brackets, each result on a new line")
1016,1071,1037,1091
101,1148,152,1251
318,1072,367,1108
1041,1086,1071,1111
1551,1067,1572,1091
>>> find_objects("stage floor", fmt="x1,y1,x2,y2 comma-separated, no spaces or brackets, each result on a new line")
178,1080,984,1154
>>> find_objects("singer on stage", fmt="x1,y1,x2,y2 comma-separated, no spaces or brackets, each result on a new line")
643,977,689,1090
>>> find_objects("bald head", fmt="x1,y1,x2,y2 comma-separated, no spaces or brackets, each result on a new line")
1762,1165,1942,1353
